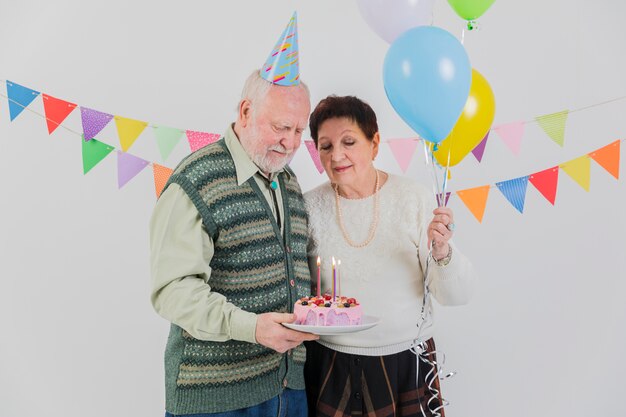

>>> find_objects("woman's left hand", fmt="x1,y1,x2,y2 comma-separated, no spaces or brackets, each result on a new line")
428,207,455,260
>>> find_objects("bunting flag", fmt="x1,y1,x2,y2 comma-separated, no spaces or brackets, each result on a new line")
81,106,114,141
496,176,530,213
436,192,451,207
42,94,77,134
387,138,418,173
304,140,324,173
6,80,40,121
493,121,525,155
153,125,184,161
588,139,620,179
560,155,591,191
529,166,559,205
117,151,150,188
82,136,114,174
535,110,569,147
114,116,148,152
456,185,490,223
186,130,220,152
471,131,490,163
153,163,174,198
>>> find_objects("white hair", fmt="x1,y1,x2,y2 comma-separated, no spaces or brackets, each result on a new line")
239,69,310,115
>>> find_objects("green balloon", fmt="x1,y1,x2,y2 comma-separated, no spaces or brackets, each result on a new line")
447,0,495,21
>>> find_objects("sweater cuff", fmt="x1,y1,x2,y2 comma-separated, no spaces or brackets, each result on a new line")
229,309,258,344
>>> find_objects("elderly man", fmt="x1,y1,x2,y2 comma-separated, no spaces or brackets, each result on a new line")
150,67,317,416
150,15,316,416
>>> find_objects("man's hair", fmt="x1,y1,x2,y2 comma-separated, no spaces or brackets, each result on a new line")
309,95,379,146
239,69,310,116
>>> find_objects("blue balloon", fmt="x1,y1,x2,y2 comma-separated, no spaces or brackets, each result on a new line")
383,26,471,143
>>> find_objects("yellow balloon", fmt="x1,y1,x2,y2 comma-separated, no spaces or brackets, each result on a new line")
433,69,495,167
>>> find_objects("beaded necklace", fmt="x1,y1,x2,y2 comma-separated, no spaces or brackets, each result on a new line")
333,169,380,248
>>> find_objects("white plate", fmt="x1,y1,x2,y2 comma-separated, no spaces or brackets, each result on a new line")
282,315,380,335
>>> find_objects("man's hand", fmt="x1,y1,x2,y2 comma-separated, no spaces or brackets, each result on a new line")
255,312,318,353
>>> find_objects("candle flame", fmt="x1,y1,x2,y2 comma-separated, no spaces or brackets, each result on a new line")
316,256,321,266
332,256,336,265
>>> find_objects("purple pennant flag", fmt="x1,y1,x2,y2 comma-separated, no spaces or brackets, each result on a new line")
471,131,490,163
436,192,451,207
117,151,150,188
81,106,114,141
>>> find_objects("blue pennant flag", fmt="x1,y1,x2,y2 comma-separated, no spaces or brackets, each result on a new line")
6,80,40,121
496,176,530,213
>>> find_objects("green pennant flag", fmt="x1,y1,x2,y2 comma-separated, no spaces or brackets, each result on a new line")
153,125,184,161
535,110,569,147
82,136,114,174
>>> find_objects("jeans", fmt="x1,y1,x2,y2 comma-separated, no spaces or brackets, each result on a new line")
164,388,307,417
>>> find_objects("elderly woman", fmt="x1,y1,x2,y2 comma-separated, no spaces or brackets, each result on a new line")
303,95,475,417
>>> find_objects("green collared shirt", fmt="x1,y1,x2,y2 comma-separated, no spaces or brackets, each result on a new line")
149,125,289,343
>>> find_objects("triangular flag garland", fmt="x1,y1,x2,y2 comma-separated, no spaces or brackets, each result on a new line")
493,121,525,155
114,116,148,152
304,140,324,174
42,94,77,134
186,130,220,152
496,176,530,214
456,185,490,223
387,138,419,173
559,155,591,191
81,106,114,141
82,136,115,174
117,151,150,189
588,139,620,179
153,164,174,198
456,139,621,222
471,131,489,163
529,166,559,205
153,126,184,161
6,80,40,121
535,110,569,147
1,79,624,211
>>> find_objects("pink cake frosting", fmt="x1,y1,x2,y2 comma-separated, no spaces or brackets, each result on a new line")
293,295,362,326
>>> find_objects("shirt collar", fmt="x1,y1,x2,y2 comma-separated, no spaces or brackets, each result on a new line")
224,124,292,186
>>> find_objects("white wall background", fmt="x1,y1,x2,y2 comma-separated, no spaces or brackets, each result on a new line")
1,1,625,416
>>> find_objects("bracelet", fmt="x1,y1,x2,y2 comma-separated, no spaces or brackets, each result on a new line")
431,244,452,267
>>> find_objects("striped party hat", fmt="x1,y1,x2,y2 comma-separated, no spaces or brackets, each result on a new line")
260,12,300,86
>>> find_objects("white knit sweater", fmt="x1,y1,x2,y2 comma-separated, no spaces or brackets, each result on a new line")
304,174,475,356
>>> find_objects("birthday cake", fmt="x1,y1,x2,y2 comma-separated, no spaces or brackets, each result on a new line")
294,295,362,326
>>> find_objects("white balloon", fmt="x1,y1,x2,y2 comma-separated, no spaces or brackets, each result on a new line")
356,0,436,44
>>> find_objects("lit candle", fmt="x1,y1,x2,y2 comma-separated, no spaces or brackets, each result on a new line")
332,256,336,301
316,256,321,297
337,259,341,300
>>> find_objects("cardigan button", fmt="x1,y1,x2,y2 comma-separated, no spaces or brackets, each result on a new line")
283,378,288,387
290,279,295,287
285,245,292,253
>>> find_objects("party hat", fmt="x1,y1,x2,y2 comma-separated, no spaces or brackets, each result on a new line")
260,12,300,86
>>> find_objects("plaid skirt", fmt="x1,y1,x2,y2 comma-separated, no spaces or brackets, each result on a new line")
304,339,445,417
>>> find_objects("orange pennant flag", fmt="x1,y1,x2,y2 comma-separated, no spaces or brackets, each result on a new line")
588,140,620,179
153,163,174,198
560,156,591,191
456,185,490,223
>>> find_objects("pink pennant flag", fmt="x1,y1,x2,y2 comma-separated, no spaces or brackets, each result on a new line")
471,131,490,163
304,140,323,173
387,138,418,173
81,106,114,141
186,130,220,152
493,121,525,155
117,151,150,188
